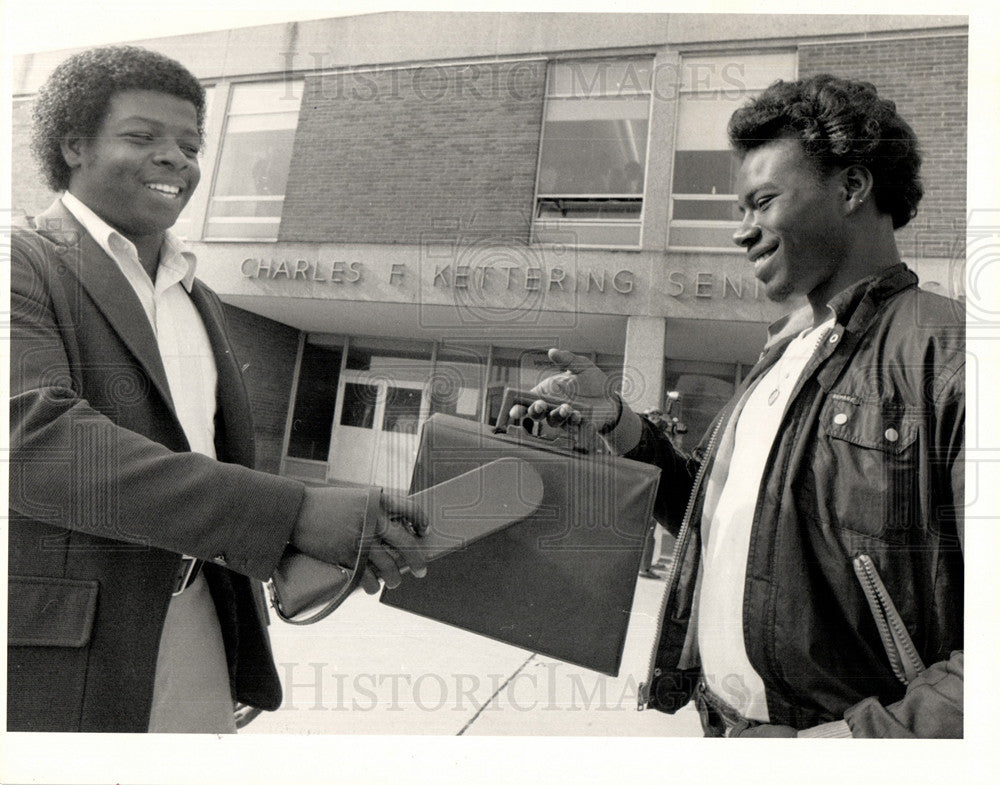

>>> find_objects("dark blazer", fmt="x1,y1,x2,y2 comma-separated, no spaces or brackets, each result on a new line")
8,200,305,731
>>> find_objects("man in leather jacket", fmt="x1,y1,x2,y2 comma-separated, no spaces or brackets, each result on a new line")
520,75,963,737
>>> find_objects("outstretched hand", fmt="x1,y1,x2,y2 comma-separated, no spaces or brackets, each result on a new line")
510,348,621,436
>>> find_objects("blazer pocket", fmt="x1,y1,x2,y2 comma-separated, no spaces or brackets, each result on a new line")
8,575,99,647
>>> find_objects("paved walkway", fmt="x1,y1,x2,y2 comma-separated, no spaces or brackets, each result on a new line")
246,552,702,736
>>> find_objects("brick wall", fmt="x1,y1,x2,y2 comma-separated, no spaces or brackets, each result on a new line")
221,304,300,474
11,96,58,221
799,34,967,257
279,60,546,244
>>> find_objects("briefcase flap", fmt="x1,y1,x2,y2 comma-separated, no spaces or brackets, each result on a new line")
380,413,660,676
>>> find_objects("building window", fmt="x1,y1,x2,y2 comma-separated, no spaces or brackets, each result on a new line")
532,58,654,248
484,348,535,427
171,85,216,240
663,359,737,446
205,81,302,240
339,381,379,430
668,52,797,250
286,339,342,461
429,345,488,423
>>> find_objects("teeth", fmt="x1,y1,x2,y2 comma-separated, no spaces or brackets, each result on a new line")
147,183,181,196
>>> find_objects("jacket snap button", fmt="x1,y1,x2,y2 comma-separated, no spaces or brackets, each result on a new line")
884,427,899,443
833,412,849,426
829,333,839,344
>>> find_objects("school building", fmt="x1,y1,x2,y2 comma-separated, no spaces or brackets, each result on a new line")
10,12,968,489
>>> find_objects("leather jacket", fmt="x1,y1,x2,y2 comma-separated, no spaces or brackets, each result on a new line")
632,265,964,737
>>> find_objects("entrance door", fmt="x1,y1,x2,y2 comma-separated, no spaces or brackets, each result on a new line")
327,372,428,490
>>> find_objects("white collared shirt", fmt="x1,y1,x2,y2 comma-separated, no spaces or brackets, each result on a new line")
61,192,218,458
696,312,835,722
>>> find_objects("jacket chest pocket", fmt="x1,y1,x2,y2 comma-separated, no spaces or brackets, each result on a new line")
815,396,923,541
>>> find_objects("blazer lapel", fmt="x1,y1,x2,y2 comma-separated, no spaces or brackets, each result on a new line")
189,281,256,468
33,200,177,415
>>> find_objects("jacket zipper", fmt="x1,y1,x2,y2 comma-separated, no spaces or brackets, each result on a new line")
637,413,726,710
852,553,926,686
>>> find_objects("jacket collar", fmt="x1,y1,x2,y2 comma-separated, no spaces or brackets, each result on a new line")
33,199,177,414
831,263,918,335
33,199,254,463
764,264,917,350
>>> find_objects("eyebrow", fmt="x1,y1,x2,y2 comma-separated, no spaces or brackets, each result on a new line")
116,116,200,136
736,185,775,210
735,188,757,211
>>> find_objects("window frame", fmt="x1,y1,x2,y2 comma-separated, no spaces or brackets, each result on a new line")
530,56,656,251
202,78,304,242
666,50,798,252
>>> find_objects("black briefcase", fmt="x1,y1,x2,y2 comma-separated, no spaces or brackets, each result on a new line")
380,411,661,676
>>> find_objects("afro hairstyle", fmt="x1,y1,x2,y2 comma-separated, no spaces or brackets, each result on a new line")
728,74,923,230
31,45,206,192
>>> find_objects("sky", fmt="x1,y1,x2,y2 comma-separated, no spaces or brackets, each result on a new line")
3,1,378,54
1,0,992,55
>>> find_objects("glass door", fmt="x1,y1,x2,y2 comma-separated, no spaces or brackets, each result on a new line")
327,373,428,490
375,382,426,490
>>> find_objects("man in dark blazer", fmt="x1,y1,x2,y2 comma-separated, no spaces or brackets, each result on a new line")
8,45,427,732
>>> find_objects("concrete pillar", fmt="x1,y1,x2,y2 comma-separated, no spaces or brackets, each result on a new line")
622,315,666,414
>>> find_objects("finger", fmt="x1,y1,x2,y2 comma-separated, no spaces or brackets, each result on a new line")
527,399,552,419
381,490,430,536
367,544,405,590
547,347,594,375
380,519,428,578
509,403,528,422
546,402,579,427
360,567,381,595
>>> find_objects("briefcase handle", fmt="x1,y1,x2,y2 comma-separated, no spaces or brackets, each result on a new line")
268,486,382,625
493,387,602,455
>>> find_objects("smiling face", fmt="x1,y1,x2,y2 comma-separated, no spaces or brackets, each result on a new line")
62,90,201,243
733,137,852,311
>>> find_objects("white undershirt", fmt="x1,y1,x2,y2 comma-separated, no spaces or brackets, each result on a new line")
62,193,234,733
697,313,835,722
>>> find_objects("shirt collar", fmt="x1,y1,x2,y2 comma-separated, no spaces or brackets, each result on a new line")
60,191,198,291
764,303,834,350
763,263,916,350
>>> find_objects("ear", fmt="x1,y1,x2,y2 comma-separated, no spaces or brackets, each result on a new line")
841,165,874,216
60,134,88,170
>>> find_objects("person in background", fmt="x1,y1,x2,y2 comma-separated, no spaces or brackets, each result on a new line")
637,398,685,580
8,45,427,733
518,74,963,737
